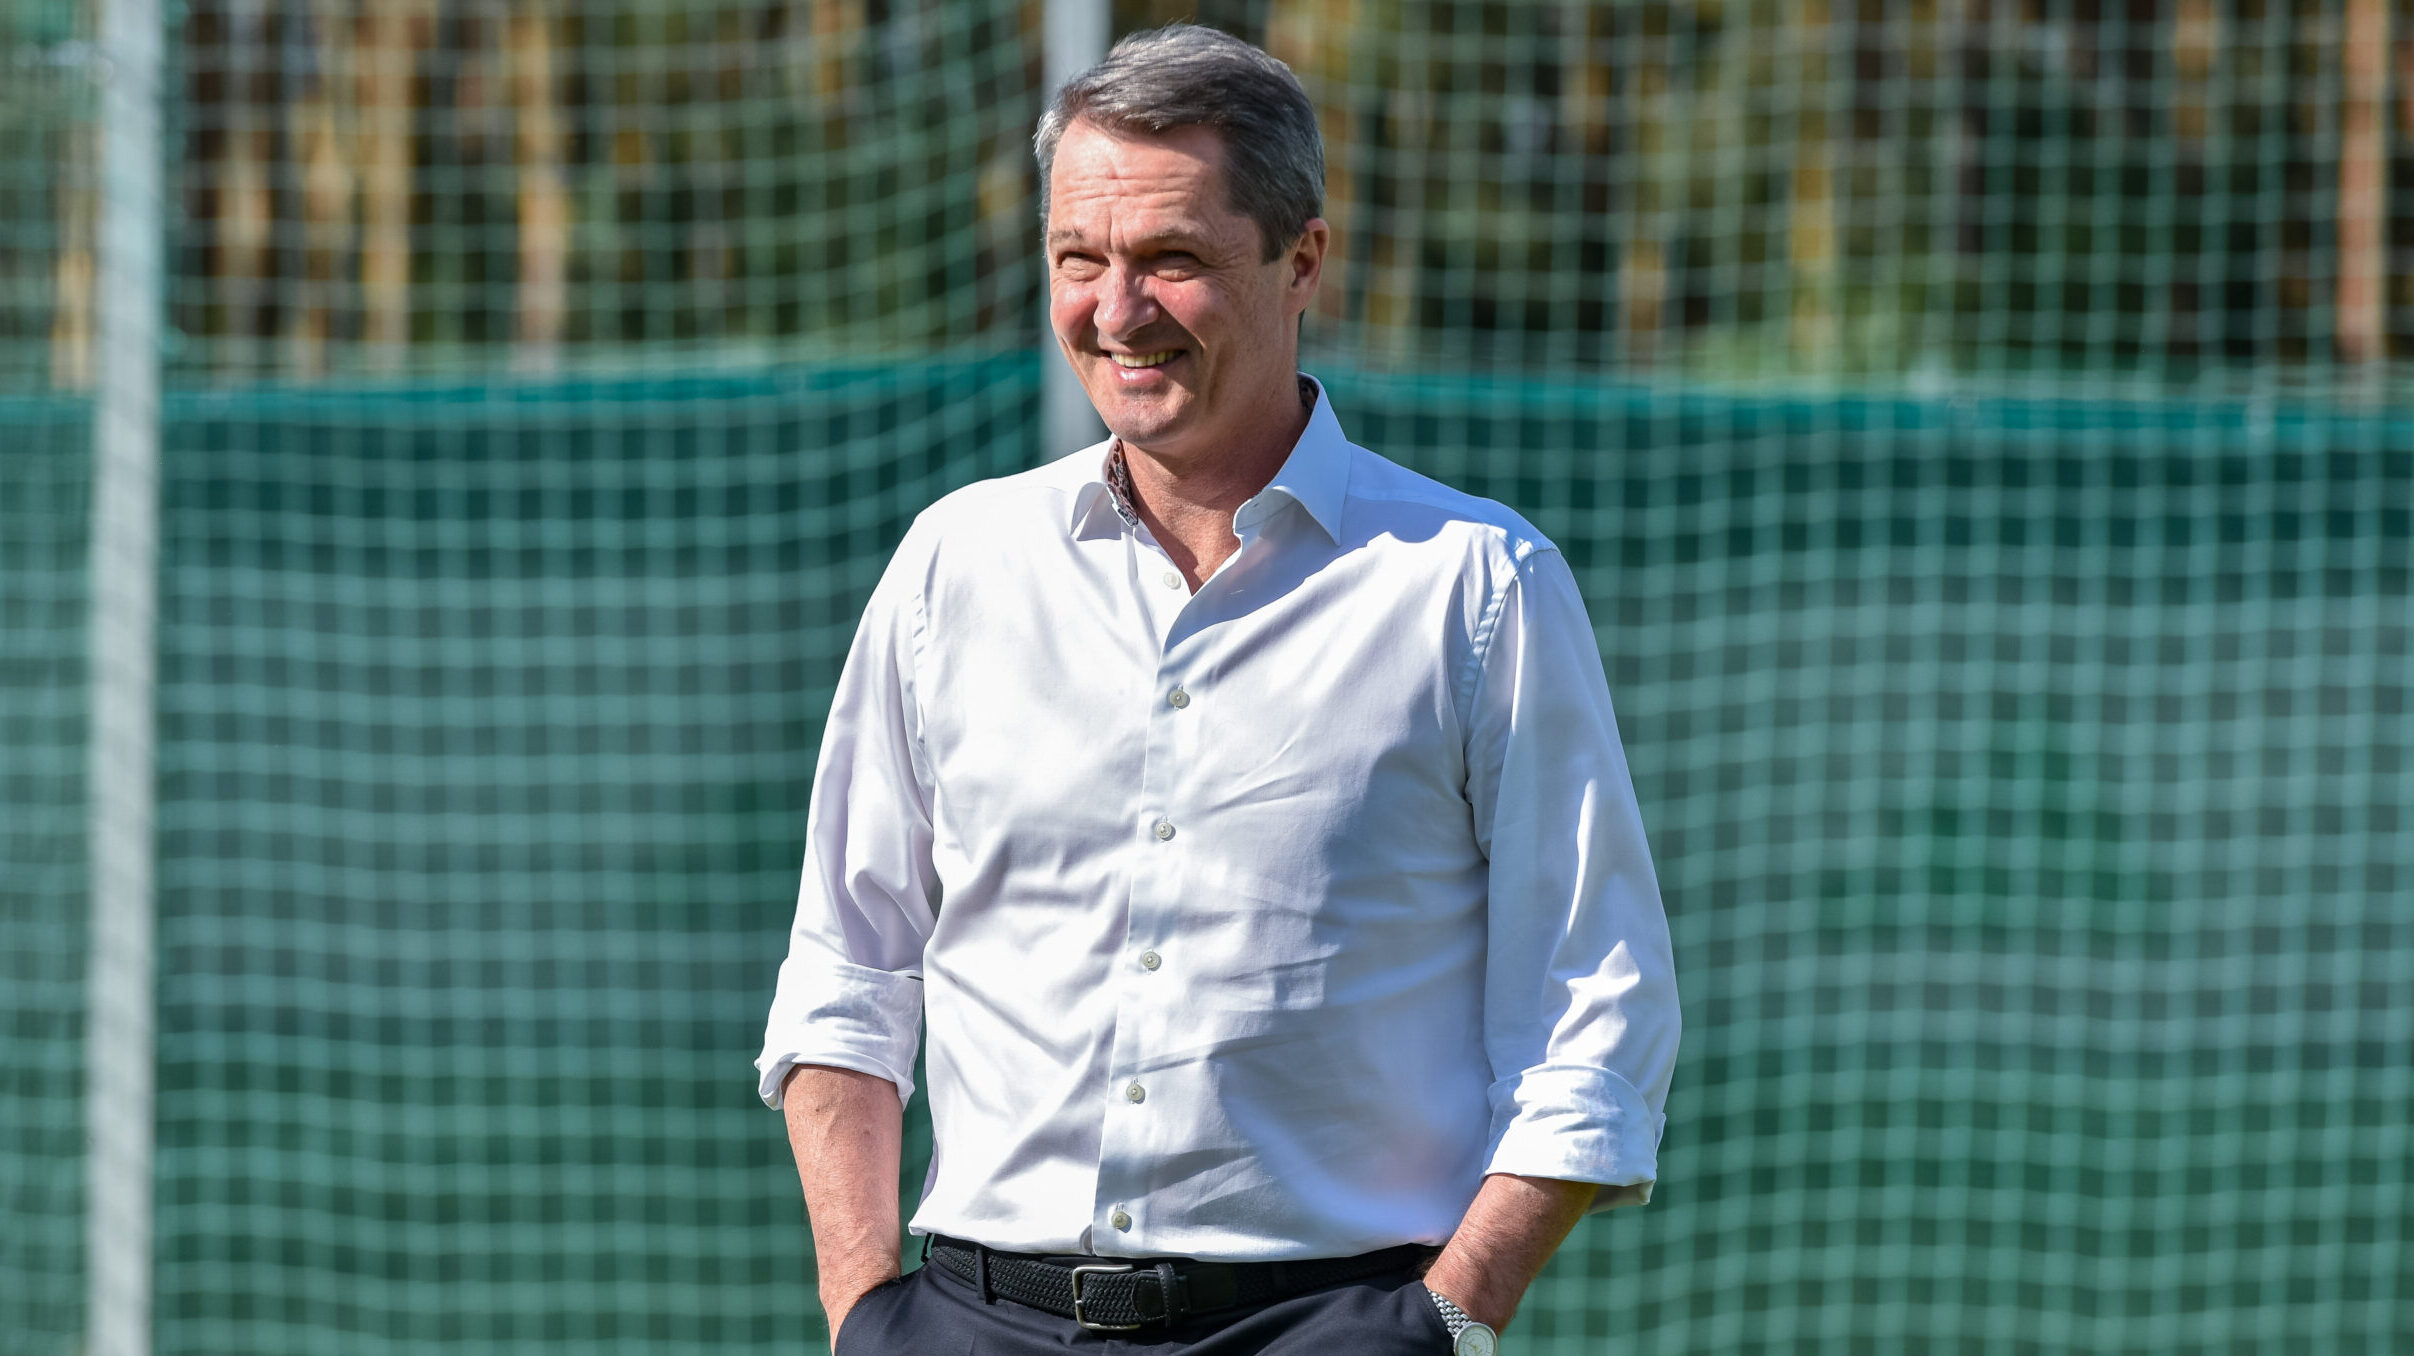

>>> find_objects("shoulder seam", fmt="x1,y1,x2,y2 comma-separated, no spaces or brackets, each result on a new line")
1335,444,1553,544
899,518,937,777
1455,538,1553,732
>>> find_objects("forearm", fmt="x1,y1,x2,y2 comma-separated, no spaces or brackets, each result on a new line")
780,1064,906,1336
1422,1173,1598,1333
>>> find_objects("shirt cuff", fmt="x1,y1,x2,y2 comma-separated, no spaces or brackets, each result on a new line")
1482,1063,1664,1213
755,957,924,1109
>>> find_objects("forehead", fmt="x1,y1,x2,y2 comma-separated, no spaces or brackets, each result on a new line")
1046,120,1251,244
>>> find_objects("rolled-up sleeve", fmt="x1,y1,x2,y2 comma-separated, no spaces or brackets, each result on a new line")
1464,546,1679,1211
755,524,939,1110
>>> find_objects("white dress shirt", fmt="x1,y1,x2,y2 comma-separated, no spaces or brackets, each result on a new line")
756,375,1678,1261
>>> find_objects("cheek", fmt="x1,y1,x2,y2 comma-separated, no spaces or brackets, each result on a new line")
1048,282,1093,332
1154,282,1232,344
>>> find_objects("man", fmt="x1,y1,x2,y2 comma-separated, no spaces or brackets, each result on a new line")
757,25,1678,1355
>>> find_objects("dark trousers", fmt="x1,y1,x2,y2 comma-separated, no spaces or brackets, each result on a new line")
833,1254,1455,1354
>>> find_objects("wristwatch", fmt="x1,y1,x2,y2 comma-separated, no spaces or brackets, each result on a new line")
1427,1289,1499,1355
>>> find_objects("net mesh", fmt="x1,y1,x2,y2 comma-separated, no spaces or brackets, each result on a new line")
2,0,96,1347
4,1,2412,1353
0,400,92,1356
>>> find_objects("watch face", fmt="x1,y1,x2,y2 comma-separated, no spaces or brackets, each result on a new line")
1453,1322,1498,1356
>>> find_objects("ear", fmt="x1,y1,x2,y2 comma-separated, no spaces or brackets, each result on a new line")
1285,218,1331,315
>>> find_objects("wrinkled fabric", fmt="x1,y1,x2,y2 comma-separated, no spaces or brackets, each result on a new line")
758,376,1679,1260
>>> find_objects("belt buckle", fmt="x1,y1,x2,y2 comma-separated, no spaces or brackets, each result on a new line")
1069,1262,1141,1332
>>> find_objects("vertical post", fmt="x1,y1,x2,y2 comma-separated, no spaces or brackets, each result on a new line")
87,0,164,1347
1041,0,1107,456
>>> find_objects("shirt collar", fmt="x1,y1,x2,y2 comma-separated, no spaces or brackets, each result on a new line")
1061,373,1351,544
1065,462,1129,540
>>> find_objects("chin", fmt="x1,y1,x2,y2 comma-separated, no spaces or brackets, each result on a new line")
1094,393,1191,448
1103,422,1165,453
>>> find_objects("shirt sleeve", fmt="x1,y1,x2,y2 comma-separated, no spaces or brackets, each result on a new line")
1463,545,1680,1211
754,526,940,1111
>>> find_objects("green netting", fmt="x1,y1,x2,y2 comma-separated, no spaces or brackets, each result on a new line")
6,372,2400,1356
3,8,97,1349
0,401,92,1356
148,362,1026,1355
5,1,2414,1354
1339,378,2414,1352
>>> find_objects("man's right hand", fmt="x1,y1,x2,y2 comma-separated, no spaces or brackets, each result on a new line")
820,1269,900,1351
780,1065,907,1353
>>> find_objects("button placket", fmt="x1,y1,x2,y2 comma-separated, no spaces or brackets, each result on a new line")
1122,515,1190,644
1093,568,1207,1250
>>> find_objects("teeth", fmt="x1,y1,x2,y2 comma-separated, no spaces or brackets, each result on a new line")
1110,351,1178,369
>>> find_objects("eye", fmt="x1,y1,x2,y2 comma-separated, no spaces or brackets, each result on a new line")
1054,252,1104,281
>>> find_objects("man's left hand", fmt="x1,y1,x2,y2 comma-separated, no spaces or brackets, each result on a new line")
1421,1174,1600,1333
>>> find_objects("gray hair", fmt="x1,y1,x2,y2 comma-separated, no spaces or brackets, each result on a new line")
1034,24,1324,262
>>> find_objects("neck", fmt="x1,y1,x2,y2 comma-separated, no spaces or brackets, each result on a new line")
1119,375,1313,589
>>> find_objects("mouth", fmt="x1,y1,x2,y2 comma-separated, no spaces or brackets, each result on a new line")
1106,350,1182,370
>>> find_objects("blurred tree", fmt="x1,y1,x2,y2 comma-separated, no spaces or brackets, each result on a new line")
509,0,569,370
46,68,92,388
356,0,432,370
1787,0,1838,365
2339,0,2387,364
207,0,277,375
281,0,350,377
81,0,2400,382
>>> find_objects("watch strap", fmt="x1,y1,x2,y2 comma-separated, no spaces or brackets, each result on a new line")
1428,1288,1472,1338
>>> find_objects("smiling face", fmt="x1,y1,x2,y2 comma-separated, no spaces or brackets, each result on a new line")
1046,119,1327,464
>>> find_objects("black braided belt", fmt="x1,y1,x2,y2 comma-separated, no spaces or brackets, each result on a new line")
926,1235,1436,1332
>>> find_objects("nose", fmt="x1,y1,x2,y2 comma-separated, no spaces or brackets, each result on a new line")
1091,264,1159,341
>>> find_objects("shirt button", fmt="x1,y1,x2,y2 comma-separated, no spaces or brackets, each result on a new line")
1162,570,1183,590
1139,950,1161,971
1152,819,1175,841
1111,1210,1132,1232
1124,1082,1146,1104
1167,687,1189,709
